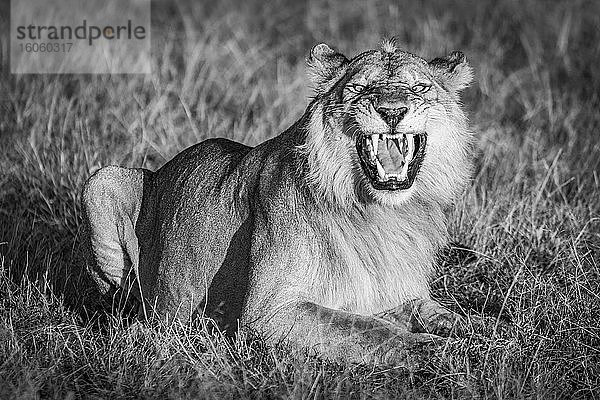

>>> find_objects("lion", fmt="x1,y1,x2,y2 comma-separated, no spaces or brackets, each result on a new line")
81,39,474,365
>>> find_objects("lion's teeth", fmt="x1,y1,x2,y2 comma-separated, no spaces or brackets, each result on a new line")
372,134,379,155
376,159,386,180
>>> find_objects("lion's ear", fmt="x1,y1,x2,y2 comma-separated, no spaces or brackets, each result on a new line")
306,43,349,94
429,51,473,93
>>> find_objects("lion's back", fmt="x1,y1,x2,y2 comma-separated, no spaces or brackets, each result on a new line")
138,138,258,318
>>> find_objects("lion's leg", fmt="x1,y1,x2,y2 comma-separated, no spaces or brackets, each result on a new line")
377,299,462,337
257,301,441,366
81,166,151,314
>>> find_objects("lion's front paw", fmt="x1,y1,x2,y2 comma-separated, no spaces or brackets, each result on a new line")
409,299,463,336
378,299,463,337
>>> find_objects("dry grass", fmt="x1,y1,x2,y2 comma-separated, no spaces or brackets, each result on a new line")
1,0,599,398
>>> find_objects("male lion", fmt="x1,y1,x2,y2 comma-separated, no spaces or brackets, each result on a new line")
82,39,474,365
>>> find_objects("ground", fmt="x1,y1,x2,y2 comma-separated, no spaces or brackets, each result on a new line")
1,0,599,398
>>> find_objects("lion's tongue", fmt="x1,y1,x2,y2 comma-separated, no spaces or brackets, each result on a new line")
377,139,404,174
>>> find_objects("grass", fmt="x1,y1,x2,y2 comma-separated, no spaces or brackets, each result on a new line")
1,0,599,398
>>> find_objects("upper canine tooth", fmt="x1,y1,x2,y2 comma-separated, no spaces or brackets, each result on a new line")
406,134,415,161
372,134,379,155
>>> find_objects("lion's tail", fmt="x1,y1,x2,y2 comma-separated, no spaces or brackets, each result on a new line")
81,165,152,316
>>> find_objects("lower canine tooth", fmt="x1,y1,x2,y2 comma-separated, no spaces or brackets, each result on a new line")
376,159,386,180
400,161,409,180
369,149,376,161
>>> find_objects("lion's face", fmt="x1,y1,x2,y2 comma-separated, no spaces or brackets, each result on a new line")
304,40,474,207
345,54,435,192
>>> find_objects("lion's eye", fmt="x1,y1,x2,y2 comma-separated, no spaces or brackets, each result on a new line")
411,83,431,94
347,83,366,93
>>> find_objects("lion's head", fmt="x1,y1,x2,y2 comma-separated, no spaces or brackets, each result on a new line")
300,39,474,207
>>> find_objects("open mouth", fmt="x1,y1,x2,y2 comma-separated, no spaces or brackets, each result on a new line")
356,132,427,190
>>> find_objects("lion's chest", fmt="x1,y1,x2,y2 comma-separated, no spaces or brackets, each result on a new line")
304,211,438,315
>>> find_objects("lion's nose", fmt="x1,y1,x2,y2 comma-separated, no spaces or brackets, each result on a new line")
375,106,408,128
